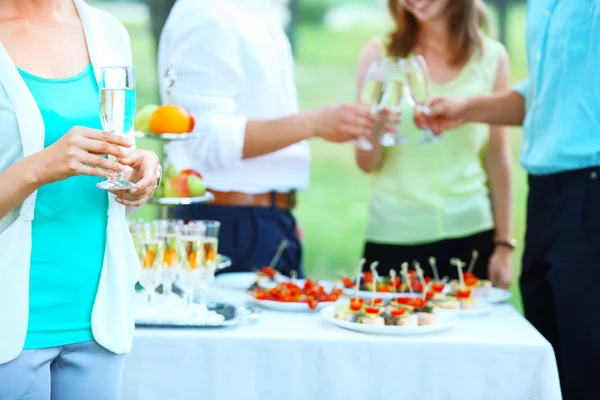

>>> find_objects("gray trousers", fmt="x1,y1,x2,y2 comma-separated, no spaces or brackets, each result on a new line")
0,341,125,400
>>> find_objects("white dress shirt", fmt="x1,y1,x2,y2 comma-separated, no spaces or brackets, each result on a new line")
158,0,310,194
0,0,139,364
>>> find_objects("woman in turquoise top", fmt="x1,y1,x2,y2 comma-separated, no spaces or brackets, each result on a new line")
0,0,160,399
355,0,514,287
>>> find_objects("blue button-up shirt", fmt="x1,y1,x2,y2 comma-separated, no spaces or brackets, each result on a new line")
514,1,600,175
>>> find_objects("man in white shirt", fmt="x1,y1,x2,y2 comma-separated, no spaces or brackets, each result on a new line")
158,0,390,276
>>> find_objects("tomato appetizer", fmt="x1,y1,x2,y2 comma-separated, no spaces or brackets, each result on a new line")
334,296,440,326
450,272,492,298
249,279,343,310
341,270,442,294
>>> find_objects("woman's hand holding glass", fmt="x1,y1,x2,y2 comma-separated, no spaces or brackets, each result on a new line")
111,149,160,206
34,126,132,185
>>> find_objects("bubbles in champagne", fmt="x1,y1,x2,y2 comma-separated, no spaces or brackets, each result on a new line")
382,80,405,111
406,69,430,106
361,80,387,110
100,88,136,134
138,239,164,292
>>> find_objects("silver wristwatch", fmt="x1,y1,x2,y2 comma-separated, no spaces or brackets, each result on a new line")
148,150,162,188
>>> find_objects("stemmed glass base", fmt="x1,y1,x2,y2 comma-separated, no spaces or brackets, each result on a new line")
381,133,409,147
97,178,136,190
419,130,442,144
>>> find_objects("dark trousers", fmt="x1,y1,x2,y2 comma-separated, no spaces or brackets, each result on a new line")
363,230,495,279
521,167,600,400
172,204,302,277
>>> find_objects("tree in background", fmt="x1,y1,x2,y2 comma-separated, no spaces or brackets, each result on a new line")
146,0,176,46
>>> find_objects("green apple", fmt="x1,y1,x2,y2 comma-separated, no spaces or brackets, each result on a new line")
134,104,159,133
187,176,206,197
165,163,178,180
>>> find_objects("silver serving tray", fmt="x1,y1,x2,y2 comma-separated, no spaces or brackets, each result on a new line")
135,302,261,328
148,193,215,206
135,131,205,141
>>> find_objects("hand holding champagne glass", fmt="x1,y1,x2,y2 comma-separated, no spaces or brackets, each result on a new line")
378,58,408,146
97,66,137,190
357,60,387,150
358,59,406,149
404,55,439,144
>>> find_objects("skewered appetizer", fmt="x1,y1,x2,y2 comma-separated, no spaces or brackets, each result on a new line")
334,297,438,326
246,266,280,291
429,293,461,310
448,251,491,297
249,279,343,310
341,270,429,294
449,273,492,298
388,296,439,325
446,288,477,310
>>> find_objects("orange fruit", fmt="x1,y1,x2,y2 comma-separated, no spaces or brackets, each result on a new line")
149,105,194,134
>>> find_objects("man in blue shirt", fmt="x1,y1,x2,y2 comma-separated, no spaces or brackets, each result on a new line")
416,2,600,399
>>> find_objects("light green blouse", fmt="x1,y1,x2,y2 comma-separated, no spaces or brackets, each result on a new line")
366,37,504,245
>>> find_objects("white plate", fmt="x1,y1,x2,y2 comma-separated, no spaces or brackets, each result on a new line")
341,288,422,300
215,272,260,291
485,288,512,304
455,299,493,317
321,305,457,335
246,279,336,312
247,296,334,312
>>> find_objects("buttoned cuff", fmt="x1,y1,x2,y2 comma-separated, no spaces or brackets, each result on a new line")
512,79,529,103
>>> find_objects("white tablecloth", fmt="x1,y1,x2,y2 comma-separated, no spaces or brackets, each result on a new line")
121,288,561,400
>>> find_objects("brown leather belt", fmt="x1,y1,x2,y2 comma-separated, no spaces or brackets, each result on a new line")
210,190,297,210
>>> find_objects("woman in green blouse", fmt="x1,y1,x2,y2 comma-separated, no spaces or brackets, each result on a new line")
356,0,513,287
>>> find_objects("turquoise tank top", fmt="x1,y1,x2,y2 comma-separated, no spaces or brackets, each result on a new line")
20,64,108,349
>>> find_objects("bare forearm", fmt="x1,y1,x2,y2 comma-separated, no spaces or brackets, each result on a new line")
463,91,525,126
0,154,43,218
243,113,315,159
485,154,513,242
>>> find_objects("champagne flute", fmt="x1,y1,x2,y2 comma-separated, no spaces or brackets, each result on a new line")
195,220,221,313
356,60,387,151
404,55,439,144
154,219,184,298
97,66,137,190
378,58,408,146
138,223,164,305
128,218,144,258
177,222,206,308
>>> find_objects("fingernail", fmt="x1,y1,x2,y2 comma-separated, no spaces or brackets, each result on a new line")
129,188,138,193
121,158,129,163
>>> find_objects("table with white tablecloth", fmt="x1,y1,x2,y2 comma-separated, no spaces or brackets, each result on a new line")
121,287,561,400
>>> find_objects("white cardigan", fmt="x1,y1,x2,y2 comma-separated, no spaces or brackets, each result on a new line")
0,0,139,364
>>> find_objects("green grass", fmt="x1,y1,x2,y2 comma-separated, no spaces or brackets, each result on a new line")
126,5,528,311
